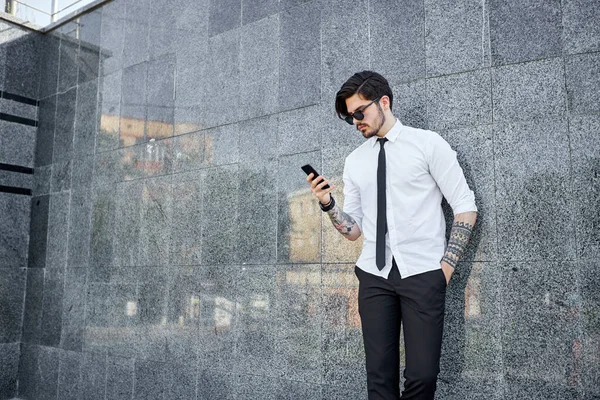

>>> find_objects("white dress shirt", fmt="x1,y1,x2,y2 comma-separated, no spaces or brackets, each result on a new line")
343,118,477,279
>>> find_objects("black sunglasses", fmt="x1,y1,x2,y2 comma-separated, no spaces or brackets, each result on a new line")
341,97,381,125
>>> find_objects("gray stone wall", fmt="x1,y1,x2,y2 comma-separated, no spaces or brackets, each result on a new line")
1,0,599,399
0,20,40,400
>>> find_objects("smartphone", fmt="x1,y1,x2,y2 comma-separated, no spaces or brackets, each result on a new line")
301,164,330,189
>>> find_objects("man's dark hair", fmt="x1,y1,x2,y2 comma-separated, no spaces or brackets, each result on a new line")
335,71,393,119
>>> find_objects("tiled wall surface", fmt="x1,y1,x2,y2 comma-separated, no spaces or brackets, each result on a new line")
0,0,599,399
0,20,40,400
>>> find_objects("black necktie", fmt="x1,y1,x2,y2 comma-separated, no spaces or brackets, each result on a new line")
376,137,388,270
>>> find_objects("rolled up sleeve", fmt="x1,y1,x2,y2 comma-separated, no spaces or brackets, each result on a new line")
427,132,477,215
342,160,363,231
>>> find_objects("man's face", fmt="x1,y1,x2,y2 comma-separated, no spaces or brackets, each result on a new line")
345,94,385,139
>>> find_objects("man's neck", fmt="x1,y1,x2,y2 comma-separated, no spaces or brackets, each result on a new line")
376,114,397,138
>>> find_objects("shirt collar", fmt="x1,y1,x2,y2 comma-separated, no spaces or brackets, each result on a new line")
369,118,403,147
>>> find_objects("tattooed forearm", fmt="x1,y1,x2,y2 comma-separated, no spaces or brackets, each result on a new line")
326,202,357,236
442,216,476,269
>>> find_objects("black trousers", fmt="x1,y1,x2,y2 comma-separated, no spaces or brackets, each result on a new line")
355,260,446,400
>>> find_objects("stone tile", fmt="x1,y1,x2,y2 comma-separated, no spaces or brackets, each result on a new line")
60,268,87,351
0,120,37,168
117,145,145,182
171,171,203,265
495,118,576,261
172,0,210,32
0,169,32,189
275,264,322,382
489,0,562,65
580,260,600,398
122,20,149,69
93,149,120,187
278,104,322,155
427,69,492,130
239,14,279,120
164,267,201,363
439,263,502,390
21,269,44,344
58,30,80,93
120,63,148,147
172,130,204,173
242,0,279,25
0,193,30,268
277,151,322,264
370,0,425,86
80,351,107,400
99,3,125,77
392,80,428,131
146,54,175,141
138,176,173,266
201,165,239,264
57,350,82,400
97,71,122,152
501,262,581,399
0,268,26,343
173,29,208,136
205,29,240,128
321,264,365,388
277,380,323,400
278,2,321,110
234,374,278,399
74,78,99,157
113,181,143,267
39,268,65,347
133,358,165,399
164,359,198,400
71,155,95,191
425,0,488,76
209,0,241,36
562,0,600,54
198,369,236,400
197,265,239,372
235,265,281,377
53,87,77,162
439,125,496,262
321,0,370,101
492,58,566,123
33,164,51,195
321,384,366,400
28,195,50,269
565,52,600,116
569,115,600,260
142,137,174,178
37,346,60,400
38,33,61,98
45,192,71,269
238,160,278,264
35,95,57,167
78,10,102,85
84,279,137,357
0,342,19,399
89,185,116,267
106,355,134,400
436,377,504,400
238,114,278,162
204,123,240,167
4,33,40,99
17,343,38,399
0,96,37,120
50,158,72,193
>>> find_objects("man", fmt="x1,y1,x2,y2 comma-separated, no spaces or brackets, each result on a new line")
306,71,478,399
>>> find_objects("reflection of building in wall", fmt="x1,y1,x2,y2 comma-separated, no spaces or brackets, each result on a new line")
287,187,321,262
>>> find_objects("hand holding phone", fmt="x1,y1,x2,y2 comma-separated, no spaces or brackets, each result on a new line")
301,164,334,204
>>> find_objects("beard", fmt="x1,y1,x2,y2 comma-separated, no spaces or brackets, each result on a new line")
358,106,386,139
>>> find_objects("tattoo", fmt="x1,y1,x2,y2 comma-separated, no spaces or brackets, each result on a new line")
442,221,474,268
326,202,357,236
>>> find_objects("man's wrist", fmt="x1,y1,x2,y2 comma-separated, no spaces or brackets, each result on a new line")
441,257,456,269
319,195,335,212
